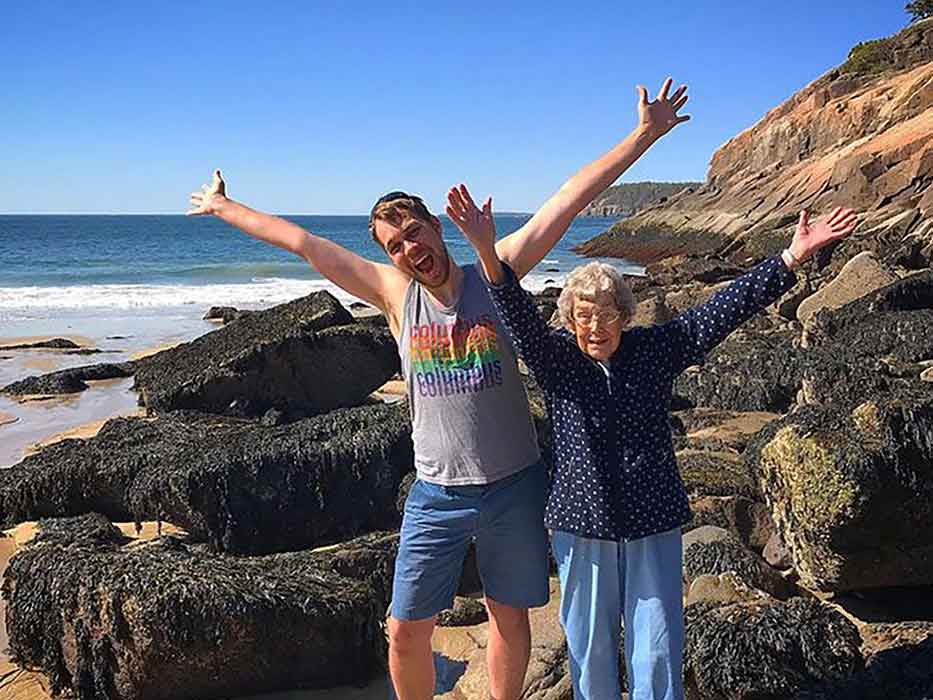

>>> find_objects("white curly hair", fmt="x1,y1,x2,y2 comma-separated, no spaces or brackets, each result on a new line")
556,261,636,329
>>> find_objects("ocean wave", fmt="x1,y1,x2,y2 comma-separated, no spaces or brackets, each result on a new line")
0,279,361,313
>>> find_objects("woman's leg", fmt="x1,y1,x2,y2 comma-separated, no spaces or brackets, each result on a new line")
621,527,685,700
551,530,624,699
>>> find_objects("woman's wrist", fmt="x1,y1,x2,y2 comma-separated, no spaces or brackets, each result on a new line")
781,248,799,270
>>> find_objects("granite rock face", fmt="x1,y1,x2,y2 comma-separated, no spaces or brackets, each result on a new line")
0,403,414,554
2,514,399,700
577,21,933,271
134,290,399,417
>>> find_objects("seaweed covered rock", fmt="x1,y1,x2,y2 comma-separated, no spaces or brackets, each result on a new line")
684,597,863,700
2,514,399,700
683,530,793,599
133,290,399,416
795,251,897,324
1,361,136,396
749,393,933,591
801,271,933,408
437,597,488,627
677,449,762,500
0,403,414,554
792,638,933,700
674,329,803,412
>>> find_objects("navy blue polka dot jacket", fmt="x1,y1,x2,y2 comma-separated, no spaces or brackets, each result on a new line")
487,256,797,542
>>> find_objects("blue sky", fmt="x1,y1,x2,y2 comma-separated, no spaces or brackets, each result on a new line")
1,1,909,214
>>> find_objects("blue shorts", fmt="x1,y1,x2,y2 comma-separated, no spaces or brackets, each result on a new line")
391,461,551,621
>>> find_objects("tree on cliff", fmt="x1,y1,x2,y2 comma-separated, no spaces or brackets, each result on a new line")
907,0,933,21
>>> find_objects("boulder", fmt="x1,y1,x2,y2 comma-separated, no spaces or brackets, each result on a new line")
796,251,897,324
2,513,398,700
685,571,774,607
749,393,933,591
674,329,803,413
133,291,399,417
202,305,250,323
438,597,488,627
684,597,863,700
678,449,762,500
687,496,775,552
0,338,80,350
0,403,414,555
1,361,136,396
683,531,793,599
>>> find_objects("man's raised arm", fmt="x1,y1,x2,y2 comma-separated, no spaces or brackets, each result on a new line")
493,78,690,280
187,170,408,322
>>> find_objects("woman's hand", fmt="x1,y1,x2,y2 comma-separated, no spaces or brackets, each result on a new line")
187,169,228,216
787,207,859,266
446,183,505,284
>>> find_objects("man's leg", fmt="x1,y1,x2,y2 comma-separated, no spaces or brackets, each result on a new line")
622,528,685,700
485,597,532,700
552,530,624,699
391,479,478,699
475,461,551,700
387,616,436,700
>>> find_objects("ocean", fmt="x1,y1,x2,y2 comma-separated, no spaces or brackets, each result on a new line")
0,214,634,323
0,214,634,466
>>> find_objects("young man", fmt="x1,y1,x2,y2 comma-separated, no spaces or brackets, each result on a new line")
188,78,690,700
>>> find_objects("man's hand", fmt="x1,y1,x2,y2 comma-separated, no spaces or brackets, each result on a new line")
187,169,228,216
637,78,690,139
446,184,505,284
788,207,859,265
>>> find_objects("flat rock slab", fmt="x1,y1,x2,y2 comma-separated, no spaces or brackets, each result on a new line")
3,514,399,700
0,403,414,555
133,291,400,417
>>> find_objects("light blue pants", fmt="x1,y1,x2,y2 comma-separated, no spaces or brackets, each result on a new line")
551,528,684,700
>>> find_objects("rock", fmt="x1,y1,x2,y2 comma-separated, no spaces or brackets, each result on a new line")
683,534,794,599
1,361,136,396
674,329,803,413
763,531,793,569
0,403,414,555
202,305,248,323
0,337,80,350
578,182,701,218
923,367,933,382
686,571,774,607
791,630,933,699
134,291,400,417
574,22,933,268
796,252,898,324
630,293,672,327
775,275,812,321
748,393,933,591
687,496,775,552
684,597,863,700
675,407,783,452
677,449,762,500
438,597,488,627
798,272,933,408
3,513,399,700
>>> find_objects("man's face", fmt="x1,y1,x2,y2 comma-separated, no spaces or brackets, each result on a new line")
374,212,451,288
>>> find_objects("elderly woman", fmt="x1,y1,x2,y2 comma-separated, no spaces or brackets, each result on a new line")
446,184,857,700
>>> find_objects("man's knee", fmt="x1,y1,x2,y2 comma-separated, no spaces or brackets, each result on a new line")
485,598,530,635
387,616,435,656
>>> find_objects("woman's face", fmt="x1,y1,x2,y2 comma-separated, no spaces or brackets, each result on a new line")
571,292,624,362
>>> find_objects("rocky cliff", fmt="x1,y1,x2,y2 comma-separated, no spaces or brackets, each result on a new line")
578,181,700,217
576,19,933,269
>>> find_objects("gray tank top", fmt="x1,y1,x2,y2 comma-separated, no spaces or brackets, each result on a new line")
399,263,541,485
